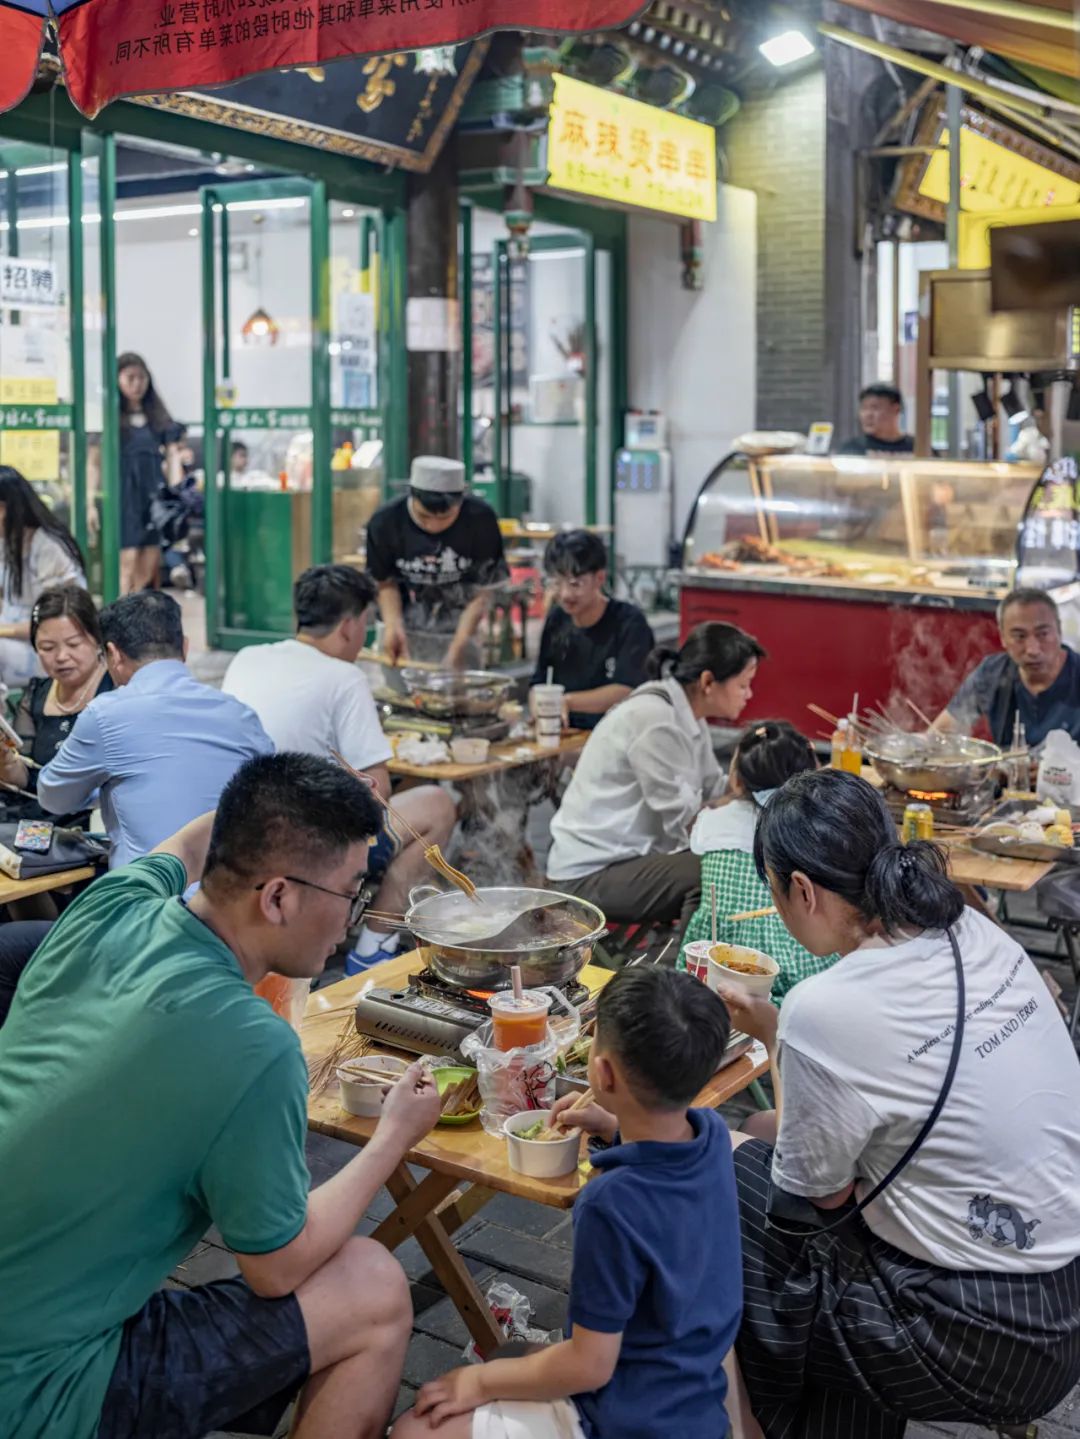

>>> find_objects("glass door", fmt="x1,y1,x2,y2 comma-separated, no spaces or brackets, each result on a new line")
486,229,608,528
201,176,325,647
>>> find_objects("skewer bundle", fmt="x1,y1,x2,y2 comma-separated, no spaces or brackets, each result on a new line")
308,1014,373,1097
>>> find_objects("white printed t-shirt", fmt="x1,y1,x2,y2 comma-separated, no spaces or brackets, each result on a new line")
772,907,1080,1272
223,638,392,773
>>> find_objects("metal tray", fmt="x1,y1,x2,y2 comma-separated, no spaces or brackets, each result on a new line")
969,800,1080,866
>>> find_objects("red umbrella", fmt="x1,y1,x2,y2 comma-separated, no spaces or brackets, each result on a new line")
0,0,649,118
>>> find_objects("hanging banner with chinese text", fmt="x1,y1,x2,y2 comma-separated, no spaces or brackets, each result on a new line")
0,0,649,120
547,73,717,223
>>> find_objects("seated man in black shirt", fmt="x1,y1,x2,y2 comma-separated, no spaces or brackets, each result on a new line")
836,383,915,456
366,457,508,667
532,531,654,730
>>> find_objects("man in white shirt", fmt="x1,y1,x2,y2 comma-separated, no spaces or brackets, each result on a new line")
224,565,456,968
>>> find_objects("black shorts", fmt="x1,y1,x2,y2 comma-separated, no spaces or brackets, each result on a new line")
98,1277,310,1439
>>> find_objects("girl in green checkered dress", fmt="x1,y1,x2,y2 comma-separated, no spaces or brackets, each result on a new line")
678,721,838,1001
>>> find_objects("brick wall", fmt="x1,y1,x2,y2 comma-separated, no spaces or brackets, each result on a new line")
724,69,828,433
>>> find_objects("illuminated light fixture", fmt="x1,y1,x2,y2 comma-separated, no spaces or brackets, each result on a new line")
759,30,815,67
242,211,278,347
242,307,279,346
1001,379,1029,422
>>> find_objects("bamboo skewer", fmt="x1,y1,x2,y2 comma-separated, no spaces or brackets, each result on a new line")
807,702,841,727
330,749,479,901
905,697,936,730
725,905,778,922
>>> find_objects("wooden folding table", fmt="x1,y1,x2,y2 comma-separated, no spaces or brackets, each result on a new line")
303,950,768,1354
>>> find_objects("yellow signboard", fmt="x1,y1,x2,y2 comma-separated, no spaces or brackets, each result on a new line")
920,126,1080,215
959,204,1080,269
547,73,717,223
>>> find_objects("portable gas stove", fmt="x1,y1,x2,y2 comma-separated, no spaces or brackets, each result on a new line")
354,967,591,1059
882,778,998,829
375,692,510,743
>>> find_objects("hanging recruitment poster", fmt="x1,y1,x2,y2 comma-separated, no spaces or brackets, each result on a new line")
0,0,649,119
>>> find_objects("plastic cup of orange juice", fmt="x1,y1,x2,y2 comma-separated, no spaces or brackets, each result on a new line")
489,989,552,1052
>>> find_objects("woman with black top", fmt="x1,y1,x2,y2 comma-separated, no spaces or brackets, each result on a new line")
104,353,184,594
0,584,112,828
716,768,1080,1439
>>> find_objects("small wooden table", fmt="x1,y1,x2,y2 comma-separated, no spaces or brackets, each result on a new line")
940,839,1053,894
0,865,97,906
303,949,768,1354
388,732,587,784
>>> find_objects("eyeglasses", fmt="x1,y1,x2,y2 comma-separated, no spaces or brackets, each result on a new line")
255,875,366,926
546,576,593,594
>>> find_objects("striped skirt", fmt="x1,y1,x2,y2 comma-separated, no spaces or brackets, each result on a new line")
734,1139,1080,1439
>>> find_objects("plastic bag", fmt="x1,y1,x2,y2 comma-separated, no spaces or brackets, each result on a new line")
461,987,579,1137
462,1021,560,1136
462,1280,563,1365
1037,729,1080,807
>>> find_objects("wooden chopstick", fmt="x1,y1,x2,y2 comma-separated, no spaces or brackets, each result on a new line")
904,697,936,730
725,906,777,922
807,702,841,727
329,749,479,900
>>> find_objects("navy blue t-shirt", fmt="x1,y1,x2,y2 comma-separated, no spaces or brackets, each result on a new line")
946,646,1080,748
568,1108,742,1439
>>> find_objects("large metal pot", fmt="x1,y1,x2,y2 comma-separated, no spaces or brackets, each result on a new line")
405,885,605,989
865,735,1001,793
398,668,515,717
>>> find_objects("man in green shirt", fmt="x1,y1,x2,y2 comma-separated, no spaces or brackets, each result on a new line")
0,752,441,1439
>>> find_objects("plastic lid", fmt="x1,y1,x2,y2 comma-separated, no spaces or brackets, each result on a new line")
488,990,551,1015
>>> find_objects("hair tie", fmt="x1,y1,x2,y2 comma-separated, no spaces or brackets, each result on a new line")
899,848,916,870
754,726,768,738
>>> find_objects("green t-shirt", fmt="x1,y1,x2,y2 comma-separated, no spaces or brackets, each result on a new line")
0,855,311,1439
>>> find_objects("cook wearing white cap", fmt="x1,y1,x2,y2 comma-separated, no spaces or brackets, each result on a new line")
365,455,508,667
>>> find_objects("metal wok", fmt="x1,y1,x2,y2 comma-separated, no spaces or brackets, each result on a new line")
405,885,606,989
865,735,1002,793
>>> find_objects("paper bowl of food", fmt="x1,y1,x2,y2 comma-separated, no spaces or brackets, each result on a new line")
450,736,491,766
504,1110,582,1178
337,1055,409,1117
708,943,779,1000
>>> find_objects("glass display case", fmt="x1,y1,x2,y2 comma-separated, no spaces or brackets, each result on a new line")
683,454,1042,601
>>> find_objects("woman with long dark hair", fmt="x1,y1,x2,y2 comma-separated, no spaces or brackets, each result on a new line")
0,468,85,688
114,352,184,594
546,621,765,928
715,768,1080,1439
0,584,112,827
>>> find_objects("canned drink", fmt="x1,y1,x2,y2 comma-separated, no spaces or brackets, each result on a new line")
902,804,921,843
916,804,935,841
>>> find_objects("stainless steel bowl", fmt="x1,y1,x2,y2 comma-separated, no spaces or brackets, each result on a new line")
865,735,1002,793
405,885,605,989
398,668,515,717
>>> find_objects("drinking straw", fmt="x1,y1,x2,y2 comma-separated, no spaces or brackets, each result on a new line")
546,666,554,686
710,883,717,944
511,964,524,1003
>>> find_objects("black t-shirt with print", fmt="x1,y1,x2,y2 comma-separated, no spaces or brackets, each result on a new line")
835,432,915,456
365,495,508,630
532,599,655,730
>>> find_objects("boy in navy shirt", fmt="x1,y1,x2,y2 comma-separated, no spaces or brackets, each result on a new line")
393,968,743,1439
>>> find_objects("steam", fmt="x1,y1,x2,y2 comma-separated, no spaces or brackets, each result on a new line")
885,608,997,737
445,771,548,888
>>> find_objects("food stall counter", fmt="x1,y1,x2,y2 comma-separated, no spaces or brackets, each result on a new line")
680,454,1045,725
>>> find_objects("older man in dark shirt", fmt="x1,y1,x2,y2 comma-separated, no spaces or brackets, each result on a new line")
935,588,1080,747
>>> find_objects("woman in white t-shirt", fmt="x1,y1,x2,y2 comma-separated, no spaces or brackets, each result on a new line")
0,467,86,688
716,768,1080,1439
546,622,764,930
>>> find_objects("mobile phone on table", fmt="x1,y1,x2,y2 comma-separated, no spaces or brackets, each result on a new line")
14,820,54,853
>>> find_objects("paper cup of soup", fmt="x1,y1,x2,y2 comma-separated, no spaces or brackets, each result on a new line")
707,943,779,999
337,1055,409,1117
504,1110,582,1178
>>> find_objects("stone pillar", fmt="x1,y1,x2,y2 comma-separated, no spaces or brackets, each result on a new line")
406,144,460,462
